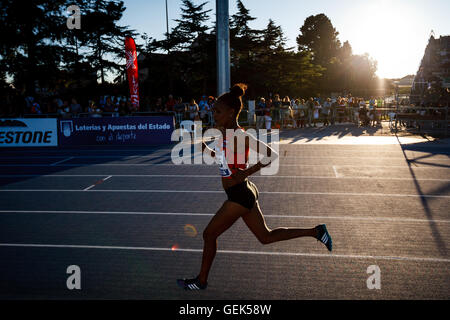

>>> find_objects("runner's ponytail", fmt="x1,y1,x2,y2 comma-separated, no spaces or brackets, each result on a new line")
217,83,247,117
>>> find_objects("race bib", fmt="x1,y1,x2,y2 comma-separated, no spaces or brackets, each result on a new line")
215,143,232,177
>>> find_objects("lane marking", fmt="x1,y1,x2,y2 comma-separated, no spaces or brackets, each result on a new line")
1,210,449,224
50,157,74,166
0,189,449,198
0,243,448,263
0,174,449,181
0,148,173,153
332,166,340,178
0,163,448,169
83,175,113,191
1,155,449,161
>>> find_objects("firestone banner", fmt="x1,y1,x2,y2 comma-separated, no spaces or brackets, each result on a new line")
0,118,58,147
125,37,140,111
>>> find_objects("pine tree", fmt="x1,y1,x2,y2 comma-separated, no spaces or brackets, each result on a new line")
169,0,212,51
0,0,68,95
76,0,138,84
229,0,263,94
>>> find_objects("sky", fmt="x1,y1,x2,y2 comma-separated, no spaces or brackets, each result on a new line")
119,0,450,79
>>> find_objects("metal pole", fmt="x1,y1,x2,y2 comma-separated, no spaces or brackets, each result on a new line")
216,0,230,96
165,0,169,36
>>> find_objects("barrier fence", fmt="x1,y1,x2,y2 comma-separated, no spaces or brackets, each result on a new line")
15,104,450,136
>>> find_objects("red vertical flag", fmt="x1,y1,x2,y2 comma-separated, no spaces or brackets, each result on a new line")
125,37,140,111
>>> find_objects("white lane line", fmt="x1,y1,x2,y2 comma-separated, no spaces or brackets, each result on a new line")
0,163,448,169
0,243,448,263
0,174,448,181
1,155,449,160
1,210,449,224
83,175,113,191
50,157,74,166
0,189,449,198
0,148,173,153
0,162,450,170
332,166,340,178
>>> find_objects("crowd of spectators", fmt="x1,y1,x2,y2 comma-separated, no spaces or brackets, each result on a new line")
18,95,139,119
255,94,385,130
2,92,391,130
142,94,216,126
9,94,217,125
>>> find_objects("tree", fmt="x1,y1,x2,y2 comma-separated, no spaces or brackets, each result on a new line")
296,13,341,66
169,0,212,51
230,0,263,95
74,0,138,84
0,0,68,95
230,0,259,40
255,19,322,97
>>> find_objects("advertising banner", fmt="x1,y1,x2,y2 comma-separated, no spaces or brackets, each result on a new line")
58,116,174,146
0,118,58,147
125,37,140,111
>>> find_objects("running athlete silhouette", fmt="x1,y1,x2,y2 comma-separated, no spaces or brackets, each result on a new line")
177,84,332,290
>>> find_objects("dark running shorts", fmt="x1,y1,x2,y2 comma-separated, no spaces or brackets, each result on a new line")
225,180,259,210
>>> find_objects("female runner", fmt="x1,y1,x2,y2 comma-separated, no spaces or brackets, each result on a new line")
177,84,332,290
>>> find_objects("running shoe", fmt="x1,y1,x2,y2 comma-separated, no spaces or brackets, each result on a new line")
316,224,332,252
177,276,207,290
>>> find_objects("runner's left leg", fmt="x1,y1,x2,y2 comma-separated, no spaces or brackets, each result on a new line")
198,200,250,285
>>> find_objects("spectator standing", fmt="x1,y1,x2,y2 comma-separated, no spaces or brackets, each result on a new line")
369,97,377,127
291,99,301,128
70,98,82,117
58,100,72,119
272,94,281,127
297,99,307,128
188,99,199,121
166,94,176,112
103,97,115,114
306,97,314,127
207,96,215,127
198,95,209,123
337,97,346,123
330,98,337,125
312,100,321,127
359,101,369,126
281,96,292,128
264,101,272,131
255,98,266,130
322,98,331,126
174,97,186,125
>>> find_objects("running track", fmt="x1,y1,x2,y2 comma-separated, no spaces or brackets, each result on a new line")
0,130,449,299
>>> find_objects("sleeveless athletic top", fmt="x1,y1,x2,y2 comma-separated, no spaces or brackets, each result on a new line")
215,128,250,179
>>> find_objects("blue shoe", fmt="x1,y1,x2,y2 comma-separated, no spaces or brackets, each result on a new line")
177,276,207,290
316,224,332,252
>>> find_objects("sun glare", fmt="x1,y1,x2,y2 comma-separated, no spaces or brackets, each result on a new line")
346,0,423,79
